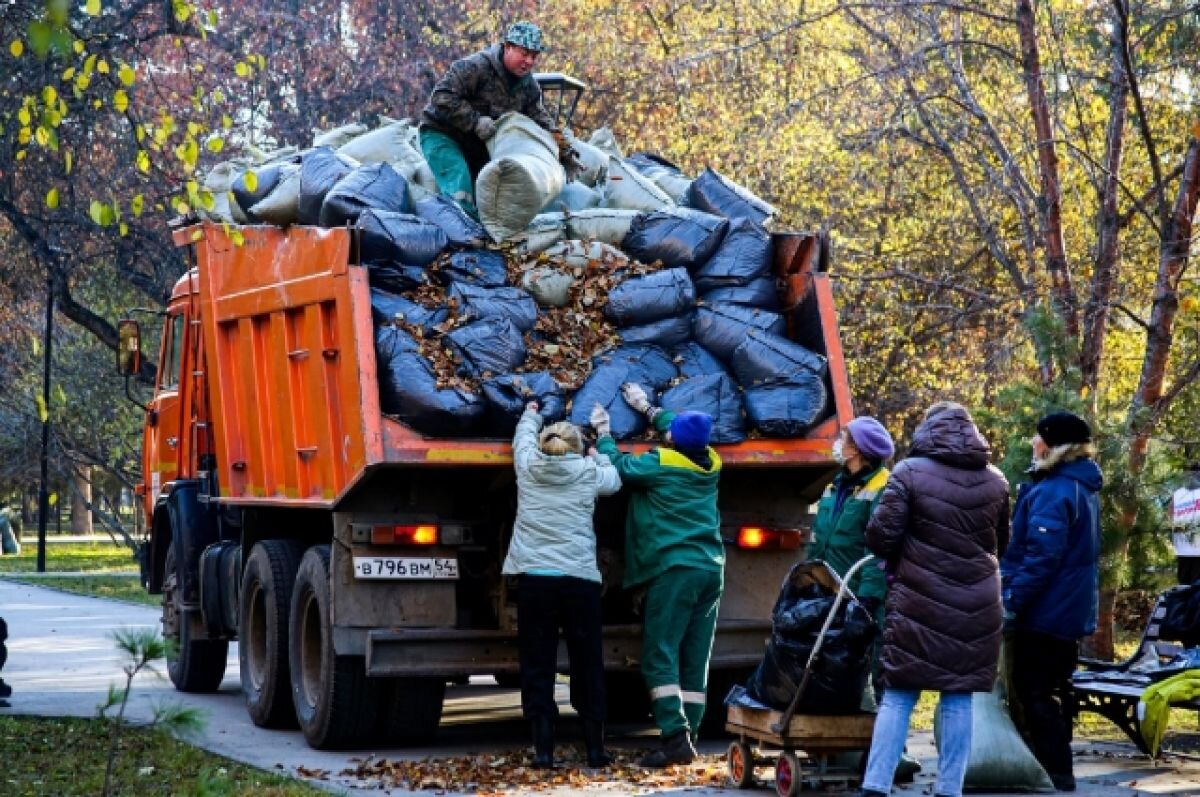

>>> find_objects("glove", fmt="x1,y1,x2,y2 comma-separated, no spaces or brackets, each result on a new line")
620,383,652,415
561,149,586,182
474,115,498,141
525,401,540,413
589,403,611,437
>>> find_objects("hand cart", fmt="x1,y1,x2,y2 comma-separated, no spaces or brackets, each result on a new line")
724,556,878,796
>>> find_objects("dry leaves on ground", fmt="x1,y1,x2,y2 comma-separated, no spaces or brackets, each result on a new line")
337,748,727,794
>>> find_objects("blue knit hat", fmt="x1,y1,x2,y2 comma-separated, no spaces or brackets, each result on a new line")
846,416,895,460
670,411,713,450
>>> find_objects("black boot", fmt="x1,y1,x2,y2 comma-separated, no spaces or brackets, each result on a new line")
531,717,555,769
639,730,697,768
584,720,612,767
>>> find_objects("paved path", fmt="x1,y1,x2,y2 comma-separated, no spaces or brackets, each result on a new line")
1,578,1198,795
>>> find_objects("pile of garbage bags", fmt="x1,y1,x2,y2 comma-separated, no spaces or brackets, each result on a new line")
199,115,830,440
734,561,878,714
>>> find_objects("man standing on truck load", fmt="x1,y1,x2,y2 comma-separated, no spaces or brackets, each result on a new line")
419,21,577,219
505,403,622,769
590,384,723,769
1002,411,1101,793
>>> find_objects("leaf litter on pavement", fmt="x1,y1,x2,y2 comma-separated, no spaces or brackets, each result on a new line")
334,748,728,793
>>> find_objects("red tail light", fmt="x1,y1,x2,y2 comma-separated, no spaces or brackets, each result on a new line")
371,524,439,546
736,527,803,550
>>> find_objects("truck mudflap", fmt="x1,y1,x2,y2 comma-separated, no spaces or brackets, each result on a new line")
359,619,770,678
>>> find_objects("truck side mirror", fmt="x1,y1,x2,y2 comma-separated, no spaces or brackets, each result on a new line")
117,319,142,376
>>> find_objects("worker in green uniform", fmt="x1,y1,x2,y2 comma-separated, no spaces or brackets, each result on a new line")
418,21,576,219
590,383,723,768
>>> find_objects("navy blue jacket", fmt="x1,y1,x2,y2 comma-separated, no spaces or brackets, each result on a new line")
1001,457,1102,640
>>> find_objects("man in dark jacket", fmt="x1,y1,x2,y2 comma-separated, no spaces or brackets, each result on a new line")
859,401,1010,797
419,21,568,219
1002,411,1101,793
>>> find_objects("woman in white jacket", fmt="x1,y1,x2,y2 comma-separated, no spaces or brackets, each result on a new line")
504,403,622,769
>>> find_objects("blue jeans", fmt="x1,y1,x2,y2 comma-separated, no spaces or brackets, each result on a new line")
862,688,973,797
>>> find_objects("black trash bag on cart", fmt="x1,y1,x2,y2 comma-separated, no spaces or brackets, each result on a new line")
375,325,484,436
692,303,785,363
357,209,448,267
320,162,413,227
482,372,567,437
605,268,696,327
660,372,745,444
415,194,490,248
449,283,538,332
370,288,448,334
622,207,729,271
445,317,528,378
744,560,878,714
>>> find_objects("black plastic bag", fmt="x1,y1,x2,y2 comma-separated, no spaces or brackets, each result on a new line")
692,303,786,362
231,161,292,221
660,373,745,444
605,268,696,326
622,207,729,270
319,162,413,227
437,249,509,287
298,147,358,225
571,345,678,439
416,194,490,248
671,341,729,379
619,313,693,348
693,218,772,291
357,209,448,267
743,376,828,437
375,326,485,436
448,283,538,332
686,166,776,225
731,329,827,386
370,288,448,333
1160,582,1200,647
445,317,528,378
481,372,566,436
365,262,433,293
701,276,780,310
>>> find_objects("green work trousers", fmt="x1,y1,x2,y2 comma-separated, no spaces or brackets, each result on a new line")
641,566,723,737
418,127,481,220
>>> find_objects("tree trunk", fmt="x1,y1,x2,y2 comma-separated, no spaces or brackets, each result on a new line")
70,467,93,536
1015,0,1079,338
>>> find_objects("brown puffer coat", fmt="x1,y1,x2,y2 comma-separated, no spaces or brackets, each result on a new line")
865,406,1010,692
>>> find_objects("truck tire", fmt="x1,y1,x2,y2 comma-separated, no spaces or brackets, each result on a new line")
289,545,381,749
375,677,446,746
239,539,305,728
605,671,652,722
163,544,228,692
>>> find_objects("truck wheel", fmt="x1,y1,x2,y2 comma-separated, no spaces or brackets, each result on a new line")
375,677,446,746
239,539,304,728
290,545,380,749
605,671,652,722
163,544,228,692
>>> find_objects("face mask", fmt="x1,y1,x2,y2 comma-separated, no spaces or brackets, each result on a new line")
831,438,847,465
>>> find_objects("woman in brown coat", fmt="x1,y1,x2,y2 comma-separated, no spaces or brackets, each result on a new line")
858,402,1009,797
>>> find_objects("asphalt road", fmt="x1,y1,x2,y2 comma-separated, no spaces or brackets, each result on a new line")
1,578,1198,796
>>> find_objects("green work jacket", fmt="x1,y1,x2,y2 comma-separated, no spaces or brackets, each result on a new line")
807,464,890,602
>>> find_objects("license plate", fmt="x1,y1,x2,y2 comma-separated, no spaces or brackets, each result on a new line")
352,556,459,580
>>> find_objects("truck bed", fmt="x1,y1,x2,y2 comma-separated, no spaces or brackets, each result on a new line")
175,223,851,508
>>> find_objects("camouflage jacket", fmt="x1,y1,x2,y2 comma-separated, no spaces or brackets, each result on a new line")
420,44,556,141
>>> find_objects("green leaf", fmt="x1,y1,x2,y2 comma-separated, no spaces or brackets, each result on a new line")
131,193,144,217
242,169,258,193
234,62,249,78
118,63,135,86
27,21,50,58
136,149,149,172
113,89,128,112
36,394,48,422
42,85,57,105
85,0,101,15
206,136,224,153
89,200,106,225
64,150,72,174
45,188,58,209
9,40,23,58
49,29,72,58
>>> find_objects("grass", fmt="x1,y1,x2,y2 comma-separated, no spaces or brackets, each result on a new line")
0,540,157,606
0,715,328,796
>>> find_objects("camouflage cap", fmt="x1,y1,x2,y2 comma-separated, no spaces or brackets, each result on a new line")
504,21,546,53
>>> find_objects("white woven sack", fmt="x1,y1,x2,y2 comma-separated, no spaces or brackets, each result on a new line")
541,181,601,214
588,126,623,158
313,122,367,149
542,240,628,270
201,161,241,223
338,121,439,192
249,164,302,226
476,113,567,241
520,267,576,307
566,134,609,187
650,170,693,204
563,208,641,246
512,213,567,254
601,157,673,211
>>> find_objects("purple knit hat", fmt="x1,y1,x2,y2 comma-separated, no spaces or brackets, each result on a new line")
846,417,895,460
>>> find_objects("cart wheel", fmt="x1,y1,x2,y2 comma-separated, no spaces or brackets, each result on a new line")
774,750,802,797
726,739,755,789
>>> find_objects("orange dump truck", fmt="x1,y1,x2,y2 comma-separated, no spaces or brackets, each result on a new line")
119,221,852,750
